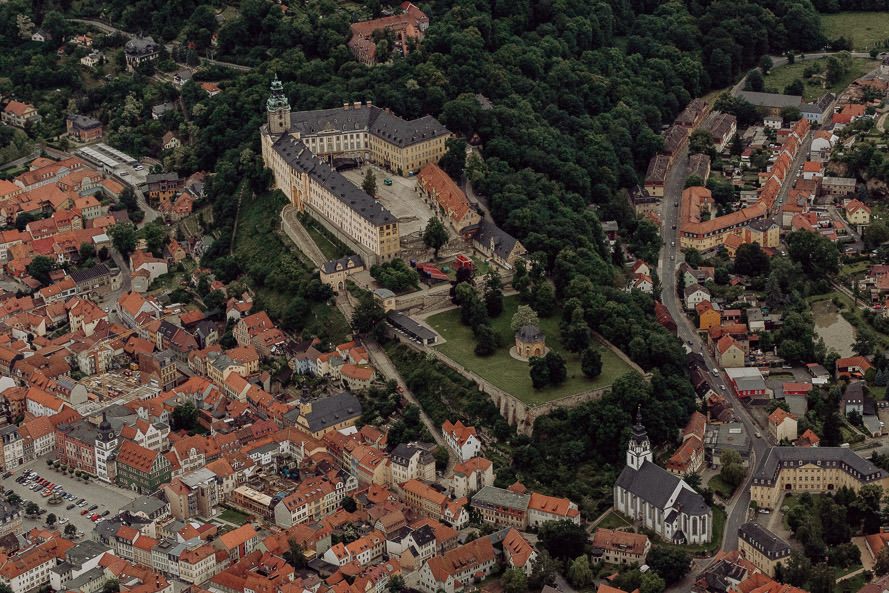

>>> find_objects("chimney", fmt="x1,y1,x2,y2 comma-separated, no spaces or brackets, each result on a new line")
354,101,361,109
343,103,349,110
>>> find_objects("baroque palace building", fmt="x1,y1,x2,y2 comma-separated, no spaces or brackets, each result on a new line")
750,447,889,509
260,76,452,263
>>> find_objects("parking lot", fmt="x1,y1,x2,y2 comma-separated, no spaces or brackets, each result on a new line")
341,166,436,236
5,455,138,538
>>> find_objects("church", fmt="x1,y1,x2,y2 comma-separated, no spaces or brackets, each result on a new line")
613,409,712,545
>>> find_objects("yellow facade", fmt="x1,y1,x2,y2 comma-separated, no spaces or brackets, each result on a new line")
751,462,889,509
738,538,786,577
698,308,721,330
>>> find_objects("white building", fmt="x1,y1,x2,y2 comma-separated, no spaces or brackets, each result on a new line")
441,420,482,462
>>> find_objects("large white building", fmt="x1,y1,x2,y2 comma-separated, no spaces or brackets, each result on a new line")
613,409,712,545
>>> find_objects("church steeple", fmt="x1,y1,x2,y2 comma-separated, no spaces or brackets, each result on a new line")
98,411,114,443
266,74,291,136
627,405,652,470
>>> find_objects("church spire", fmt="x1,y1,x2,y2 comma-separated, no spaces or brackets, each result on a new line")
266,74,291,135
626,405,652,470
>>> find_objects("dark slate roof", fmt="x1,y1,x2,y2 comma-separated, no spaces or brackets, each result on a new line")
675,487,709,517
515,324,543,342
302,391,361,433
70,263,112,284
754,446,889,482
390,443,421,466
737,91,803,108
152,102,176,116
67,113,102,131
473,219,522,261
146,173,179,184
272,134,397,227
843,381,864,403
614,461,681,509
387,310,436,341
411,524,435,546
288,105,450,149
320,254,364,275
124,36,159,56
738,522,790,559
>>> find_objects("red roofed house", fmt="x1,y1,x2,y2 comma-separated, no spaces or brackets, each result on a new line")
130,250,169,293
836,355,872,378
115,439,172,493
416,537,496,593
501,529,538,575
782,382,811,396
795,428,820,448
2,101,40,128
845,198,871,226
201,82,221,97
768,408,797,443
213,524,258,563
527,492,580,526
716,335,744,368
417,163,481,232
591,528,650,565
441,420,481,462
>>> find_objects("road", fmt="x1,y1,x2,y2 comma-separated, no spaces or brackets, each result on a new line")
70,18,252,72
0,147,40,170
657,146,768,557
135,188,161,225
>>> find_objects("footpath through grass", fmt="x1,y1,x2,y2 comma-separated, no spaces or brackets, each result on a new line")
821,12,889,51
426,295,636,405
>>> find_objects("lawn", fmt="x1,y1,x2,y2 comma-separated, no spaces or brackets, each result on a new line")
762,57,880,102
821,12,889,51
426,295,637,405
596,510,634,530
708,474,736,499
218,507,250,525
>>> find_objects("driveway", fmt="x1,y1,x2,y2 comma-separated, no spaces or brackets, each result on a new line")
8,455,139,539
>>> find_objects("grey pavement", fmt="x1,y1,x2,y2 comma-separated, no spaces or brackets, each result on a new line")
7,454,138,540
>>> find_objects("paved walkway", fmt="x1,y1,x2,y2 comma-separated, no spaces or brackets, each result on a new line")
281,205,326,267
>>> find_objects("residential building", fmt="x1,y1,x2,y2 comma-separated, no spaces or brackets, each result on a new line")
590,528,650,565
0,537,72,593
846,198,871,225
716,335,745,369
390,443,436,485
768,408,797,442
472,219,526,269
417,163,481,231
441,420,481,462
2,101,40,128
738,522,790,577
684,284,710,309
115,439,172,493
124,36,160,68
416,537,496,593
448,457,494,499
66,114,104,142
291,392,362,438
643,155,669,198
751,447,889,509
613,410,712,544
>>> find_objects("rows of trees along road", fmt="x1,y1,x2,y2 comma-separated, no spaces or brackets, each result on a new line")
0,0,831,510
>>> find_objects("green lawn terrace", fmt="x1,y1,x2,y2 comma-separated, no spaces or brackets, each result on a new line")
426,295,637,406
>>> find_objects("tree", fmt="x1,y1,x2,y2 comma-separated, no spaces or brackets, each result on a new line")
171,401,198,431
362,168,377,197
528,551,559,590
545,352,567,385
538,520,588,560
26,502,39,515
511,305,540,332
580,347,602,378
809,563,834,593
203,290,226,311
6,494,20,505
501,567,527,593
474,324,500,356
759,55,774,75
439,137,467,180
387,575,405,593
46,513,56,526
351,294,386,335
639,572,666,593
341,496,357,512
863,221,889,250
79,242,96,261
876,546,889,576
532,282,556,317
27,255,54,285
64,523,77,537
529,356,550,388
684,175,703,188
719,448,746,488
483,270,504,318
563,307,591,352
109,223,137,256
647,547,691,585
433,446,449,470
785,79,805,95
688,128,713,156
734,243,770,276
102,579,120,593
284,539,307,569
745,69,764,92
781,105,802,122
423,217,449,259
568,555,594,588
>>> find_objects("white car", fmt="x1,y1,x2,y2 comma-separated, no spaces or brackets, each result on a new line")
59,517,69,524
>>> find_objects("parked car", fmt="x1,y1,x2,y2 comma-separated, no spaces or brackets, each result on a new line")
66,504,75,510
101,510,110,517
383,178,392,186
81,509,89,515
88,505,98,511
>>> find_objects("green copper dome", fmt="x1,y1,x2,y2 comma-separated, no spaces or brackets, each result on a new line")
266,74,290,113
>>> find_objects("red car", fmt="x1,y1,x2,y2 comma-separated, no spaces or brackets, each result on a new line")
81,509,89,515
90,514,101,521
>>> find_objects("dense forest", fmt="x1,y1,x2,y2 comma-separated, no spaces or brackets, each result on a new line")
0,0,836,502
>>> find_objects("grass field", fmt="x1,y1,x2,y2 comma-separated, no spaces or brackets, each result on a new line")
821,11,889,51
763,57,879,102
426,295,636,405
596,510,634,530
708,474,736,499
218,508,250,525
